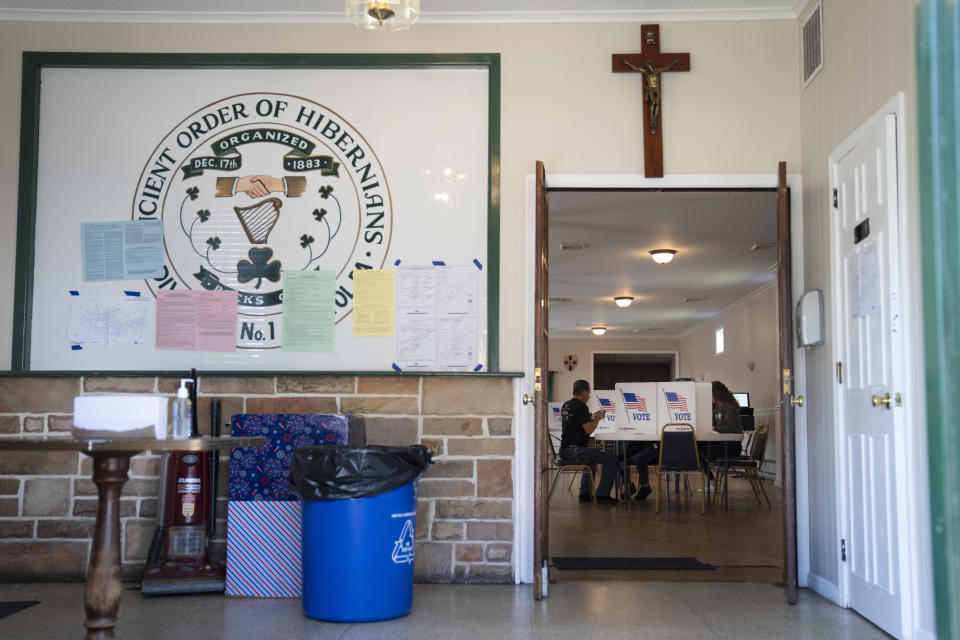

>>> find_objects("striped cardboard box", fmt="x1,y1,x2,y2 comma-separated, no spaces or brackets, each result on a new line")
225,500,302,598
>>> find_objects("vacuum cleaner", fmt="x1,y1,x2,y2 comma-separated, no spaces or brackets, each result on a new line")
141,370,227,595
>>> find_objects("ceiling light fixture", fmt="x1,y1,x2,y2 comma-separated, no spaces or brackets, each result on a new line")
649,249,677,264
345,0,419,31
614,296,634,308
591,326,607,336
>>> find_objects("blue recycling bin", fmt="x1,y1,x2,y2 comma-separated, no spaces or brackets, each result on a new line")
301,480,418,622
289,445,431,623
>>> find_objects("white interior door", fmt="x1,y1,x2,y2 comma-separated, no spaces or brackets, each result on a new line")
834,113,902,637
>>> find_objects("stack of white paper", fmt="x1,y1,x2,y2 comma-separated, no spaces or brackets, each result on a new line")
73,394,168,439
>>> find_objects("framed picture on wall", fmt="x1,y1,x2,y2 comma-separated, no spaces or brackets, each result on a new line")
13,52,501,373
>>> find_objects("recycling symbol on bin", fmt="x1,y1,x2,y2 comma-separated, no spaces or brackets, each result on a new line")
391,519,416,565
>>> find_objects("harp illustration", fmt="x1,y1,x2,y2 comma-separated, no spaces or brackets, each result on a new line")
234,197,282,244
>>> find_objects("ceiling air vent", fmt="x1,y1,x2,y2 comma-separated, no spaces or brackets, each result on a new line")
683,297,706,303
560,243,589,251
548,297,572,303
801,1,823,88
751,241,776,251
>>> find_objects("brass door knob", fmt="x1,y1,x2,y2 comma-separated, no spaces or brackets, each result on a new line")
522,393,535,405
790,395,804,408
872,393,892,409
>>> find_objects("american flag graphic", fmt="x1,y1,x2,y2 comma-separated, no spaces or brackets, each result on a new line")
664,391,689,411
622,392,648,413
598,397,615,416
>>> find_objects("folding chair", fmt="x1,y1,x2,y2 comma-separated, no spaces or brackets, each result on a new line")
714,424,771,507
654,423,706,515
547,432,596,502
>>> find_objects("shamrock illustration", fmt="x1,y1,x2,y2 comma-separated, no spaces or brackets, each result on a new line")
300,234,315,248
206,236,221,250
313,208,327,222
186,186,199,201
197,209,211,222
237,247,282,290
318,185,334,199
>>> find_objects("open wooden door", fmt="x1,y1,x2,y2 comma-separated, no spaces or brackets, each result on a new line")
532,161,550,599
777,161,800,604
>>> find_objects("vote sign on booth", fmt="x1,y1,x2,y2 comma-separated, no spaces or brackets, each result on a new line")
656,381,697,431
614,383,658,434
590,390,625,434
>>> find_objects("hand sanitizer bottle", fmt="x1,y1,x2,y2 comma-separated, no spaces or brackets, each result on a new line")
172,379,193,439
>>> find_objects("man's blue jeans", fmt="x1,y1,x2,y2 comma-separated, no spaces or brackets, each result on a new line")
559,446,621,498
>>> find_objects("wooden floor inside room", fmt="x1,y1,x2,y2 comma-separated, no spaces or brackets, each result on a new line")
548,474,783,584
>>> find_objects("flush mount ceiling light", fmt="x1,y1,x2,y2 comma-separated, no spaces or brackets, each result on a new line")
346,0,419,31
614,296,634,308
649,249,677,264
591,326,607,336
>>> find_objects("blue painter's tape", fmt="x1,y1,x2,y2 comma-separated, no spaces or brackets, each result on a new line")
69,290,79,296
391,363,402,372
123,291,141,297
394,259,402,266
473,259,483,270
71,345,82,351
432,260,446,266
473,363,483,372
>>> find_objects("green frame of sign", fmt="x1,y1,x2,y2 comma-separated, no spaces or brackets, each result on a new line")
12,52,504,375
916,2,960,636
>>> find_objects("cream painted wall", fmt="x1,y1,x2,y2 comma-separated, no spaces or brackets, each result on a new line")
796,0,934,634
0,19,800,370
678,283,778,410
548,337,680,401
678,283,780,480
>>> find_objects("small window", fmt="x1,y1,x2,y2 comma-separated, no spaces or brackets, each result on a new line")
715,327,725,355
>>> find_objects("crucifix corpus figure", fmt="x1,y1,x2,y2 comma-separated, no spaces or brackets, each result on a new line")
620,58,680,134
612,24,691,178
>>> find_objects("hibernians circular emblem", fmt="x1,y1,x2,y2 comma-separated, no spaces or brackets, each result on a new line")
563,355,577,371
131,92,392,349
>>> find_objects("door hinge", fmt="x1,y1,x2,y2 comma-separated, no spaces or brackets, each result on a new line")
832,188,838,209
841,539,847,562
836,361,843,384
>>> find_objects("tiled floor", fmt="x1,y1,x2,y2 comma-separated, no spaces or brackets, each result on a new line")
0,581,888,639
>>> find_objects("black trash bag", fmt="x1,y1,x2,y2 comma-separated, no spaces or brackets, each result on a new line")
289,445,433,501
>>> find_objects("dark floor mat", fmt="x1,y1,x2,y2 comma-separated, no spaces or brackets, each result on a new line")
552,557,716,571
0,601,40,619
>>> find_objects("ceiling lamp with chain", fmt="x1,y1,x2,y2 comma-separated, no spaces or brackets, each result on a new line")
346,0,420,31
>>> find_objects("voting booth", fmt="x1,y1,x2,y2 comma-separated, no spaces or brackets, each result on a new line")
590,390,627,434
655,381,697,433
613,383,658,435
548,402,563,437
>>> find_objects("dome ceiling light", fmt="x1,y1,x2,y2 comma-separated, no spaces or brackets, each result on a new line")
649,249,677,264
614,296,634,308
345,0,419,31
591,327,607,336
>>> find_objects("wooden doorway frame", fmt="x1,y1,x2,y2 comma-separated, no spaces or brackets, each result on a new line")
516,172,808,588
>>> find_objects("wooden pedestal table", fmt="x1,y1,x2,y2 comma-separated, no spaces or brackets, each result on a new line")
0,436,264,640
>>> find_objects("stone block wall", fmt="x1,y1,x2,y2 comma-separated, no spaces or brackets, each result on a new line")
0,374,516,584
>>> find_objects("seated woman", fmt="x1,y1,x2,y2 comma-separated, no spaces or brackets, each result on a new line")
702,381,743,479
712,380,743,435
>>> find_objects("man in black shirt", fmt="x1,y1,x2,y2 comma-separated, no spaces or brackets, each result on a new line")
560,380,622,504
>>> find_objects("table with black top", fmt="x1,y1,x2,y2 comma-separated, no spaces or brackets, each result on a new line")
0,436,264,640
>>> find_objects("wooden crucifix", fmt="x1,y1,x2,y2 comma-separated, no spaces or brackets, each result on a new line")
612,24,691,178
